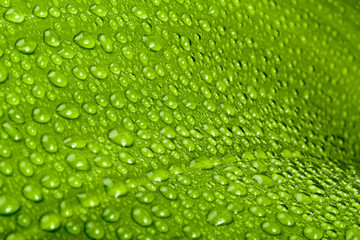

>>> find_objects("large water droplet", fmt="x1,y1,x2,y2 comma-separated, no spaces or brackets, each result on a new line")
4,8,25,23
15,38,37,54
108,128,134,147
0,195,21,216
74,31,96,49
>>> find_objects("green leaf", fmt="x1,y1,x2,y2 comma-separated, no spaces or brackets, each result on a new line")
0,0,359,239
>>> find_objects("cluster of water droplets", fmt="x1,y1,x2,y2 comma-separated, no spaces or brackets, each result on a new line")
0,0,359,239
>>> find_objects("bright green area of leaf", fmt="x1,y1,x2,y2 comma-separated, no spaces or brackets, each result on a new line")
0,0,359,239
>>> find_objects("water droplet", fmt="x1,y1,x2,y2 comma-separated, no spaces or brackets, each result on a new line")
151,205,171,218
199,19,211,32
303,226,323,240
33,5,48,18
41,134,58,153
116,227,133,240
294,192,313,205
90,65,108,80
47,70,68,88
18,160,34,177
135,191,155,204
146,169,169,182
108,128,134,147
41,174,61,189
183,224,202,239
16,214,31,227
67,175,82,188
0,195,21,215
15,38,37,54
102,207,120,222
32,107,51,123
90,4,108,17
276,212,295,227
252,174,275,187
65,220,81,235
142,35,163,51
0,65,8,83
227,182,247,196
261,221,282,235
85,221,105,239
103,178,128,197
39,213,61,232
22,184,43,202
121,46,134,59
249,205,266,218
66,152,90,171
143,66,156,80
132,207,152,227
77,193,100,208
56,103,80,119
2,122,23,141
63,136,87,149
44,29,60,47
0,0,10,8
98,34,113,53
119,151,136,165
4,8,25,23
93,155,112,168
132,6,148,19
74,31,96,49
207,207,233,226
